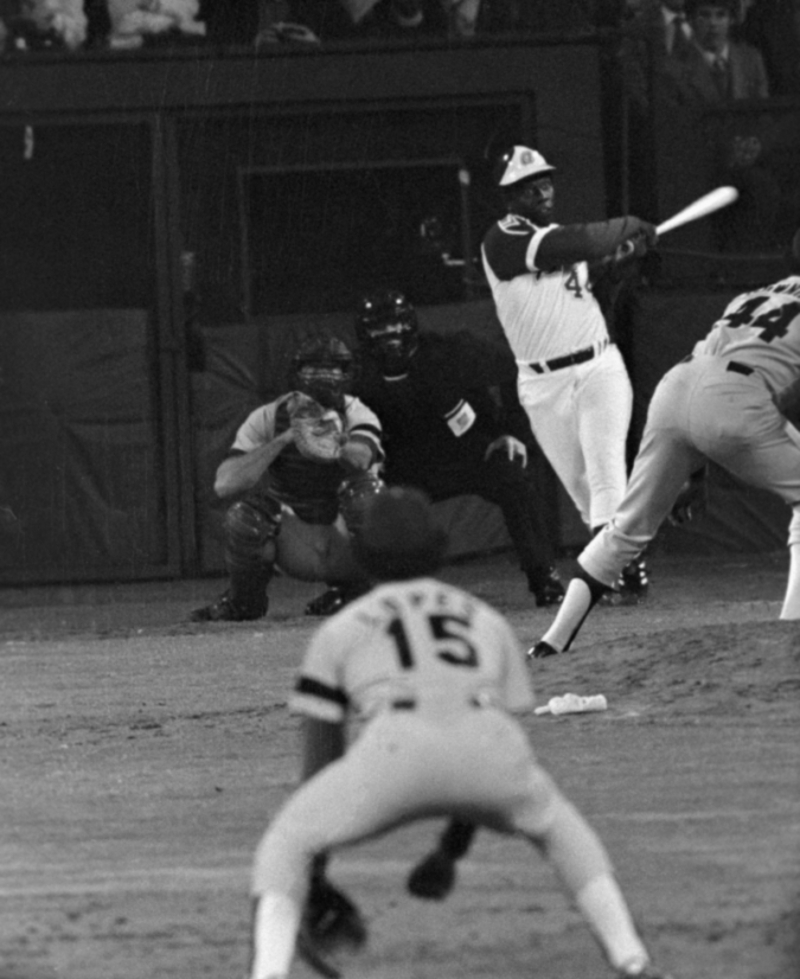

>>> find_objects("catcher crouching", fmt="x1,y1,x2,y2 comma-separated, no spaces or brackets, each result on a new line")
191,334,385,623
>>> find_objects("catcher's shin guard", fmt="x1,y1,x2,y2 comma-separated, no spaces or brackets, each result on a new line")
337,471,386,536
222,496,283,616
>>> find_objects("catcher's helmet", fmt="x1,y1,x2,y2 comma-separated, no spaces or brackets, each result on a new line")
494,145,556,188
354,487,448,581
355,290,420,376
290,333,355,409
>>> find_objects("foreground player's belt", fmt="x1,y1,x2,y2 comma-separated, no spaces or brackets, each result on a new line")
390,697,486,711
528,339,607,374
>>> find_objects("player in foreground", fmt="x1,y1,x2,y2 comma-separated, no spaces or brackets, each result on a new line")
191,334,385,622
481,145,659,603
247,487,674,979
530,228,800,659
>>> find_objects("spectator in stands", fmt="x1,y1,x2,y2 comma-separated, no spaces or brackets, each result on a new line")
739,0,800,96
338,0,480,38
620,0,696,113
254,0,320,44
660,0,769,104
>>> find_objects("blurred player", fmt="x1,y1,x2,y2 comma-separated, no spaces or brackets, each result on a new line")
190,334,384,622
481,145,659,603
306,288,563,615
531,228,800,658
247,487,675,979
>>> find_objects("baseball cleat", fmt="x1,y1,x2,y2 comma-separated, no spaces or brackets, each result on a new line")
527,639,561,659
304,585,370,617
528,566,566,607
190,592,267,622
304,587,349,617
601,559,649,606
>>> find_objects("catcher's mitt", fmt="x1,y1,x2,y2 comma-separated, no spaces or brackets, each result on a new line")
297,867,367,978
289,394,346,463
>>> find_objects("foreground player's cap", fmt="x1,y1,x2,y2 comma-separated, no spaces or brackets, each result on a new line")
496,146,556,187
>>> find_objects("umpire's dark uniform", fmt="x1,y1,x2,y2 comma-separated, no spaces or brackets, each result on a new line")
355,329,561,603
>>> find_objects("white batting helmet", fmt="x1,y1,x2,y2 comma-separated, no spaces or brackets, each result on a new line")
496,146,556,187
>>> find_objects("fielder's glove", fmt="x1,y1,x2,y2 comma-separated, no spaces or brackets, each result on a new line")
668,466,708,526
298,857,368,977
289,394,347,463
407,820,476,901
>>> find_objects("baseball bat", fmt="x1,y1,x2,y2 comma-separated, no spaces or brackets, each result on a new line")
656,185,739,237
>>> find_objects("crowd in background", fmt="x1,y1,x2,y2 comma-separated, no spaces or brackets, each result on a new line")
0,0,794,61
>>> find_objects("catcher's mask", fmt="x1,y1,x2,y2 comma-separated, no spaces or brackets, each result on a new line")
291,334,355,410
353,487,448,581
355,290,420,377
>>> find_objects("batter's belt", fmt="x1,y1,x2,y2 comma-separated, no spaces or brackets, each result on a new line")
525,338,608,374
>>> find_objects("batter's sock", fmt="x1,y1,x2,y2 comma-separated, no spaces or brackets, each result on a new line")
780,540,800,619
249,892,300,979
575,875,650,972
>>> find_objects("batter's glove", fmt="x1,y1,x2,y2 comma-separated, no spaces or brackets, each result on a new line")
289,394,346,463
298,857,367,978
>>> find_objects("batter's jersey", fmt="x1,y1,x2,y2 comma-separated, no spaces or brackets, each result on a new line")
291,577,535,723
230,392,383,524
693,275,800,395
481,215,609,364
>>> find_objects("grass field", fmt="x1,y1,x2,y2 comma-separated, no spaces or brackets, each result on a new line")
0,550,797,979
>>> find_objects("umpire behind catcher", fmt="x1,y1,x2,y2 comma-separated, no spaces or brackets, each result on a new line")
309,288,563,612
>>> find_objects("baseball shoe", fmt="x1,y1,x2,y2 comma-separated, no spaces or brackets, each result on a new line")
601,559,649,607
304,585,369,617
527,566,566,607
526,639,561,660
190,591,267,622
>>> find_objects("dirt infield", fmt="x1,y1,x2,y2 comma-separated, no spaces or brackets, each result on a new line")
0,551,798,979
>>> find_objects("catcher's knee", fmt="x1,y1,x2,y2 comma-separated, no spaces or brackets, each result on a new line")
338,471,386,536
223,497,283,572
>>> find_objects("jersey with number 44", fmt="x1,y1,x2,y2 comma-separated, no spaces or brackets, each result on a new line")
693,275,800,395
291,577,535,724
481,215,609,364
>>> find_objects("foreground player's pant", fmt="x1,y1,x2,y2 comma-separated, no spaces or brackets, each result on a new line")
248,708,652,979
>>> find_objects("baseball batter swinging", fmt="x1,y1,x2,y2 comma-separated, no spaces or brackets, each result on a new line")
531,228,800,658
247,488,674,979
481,146,659,601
